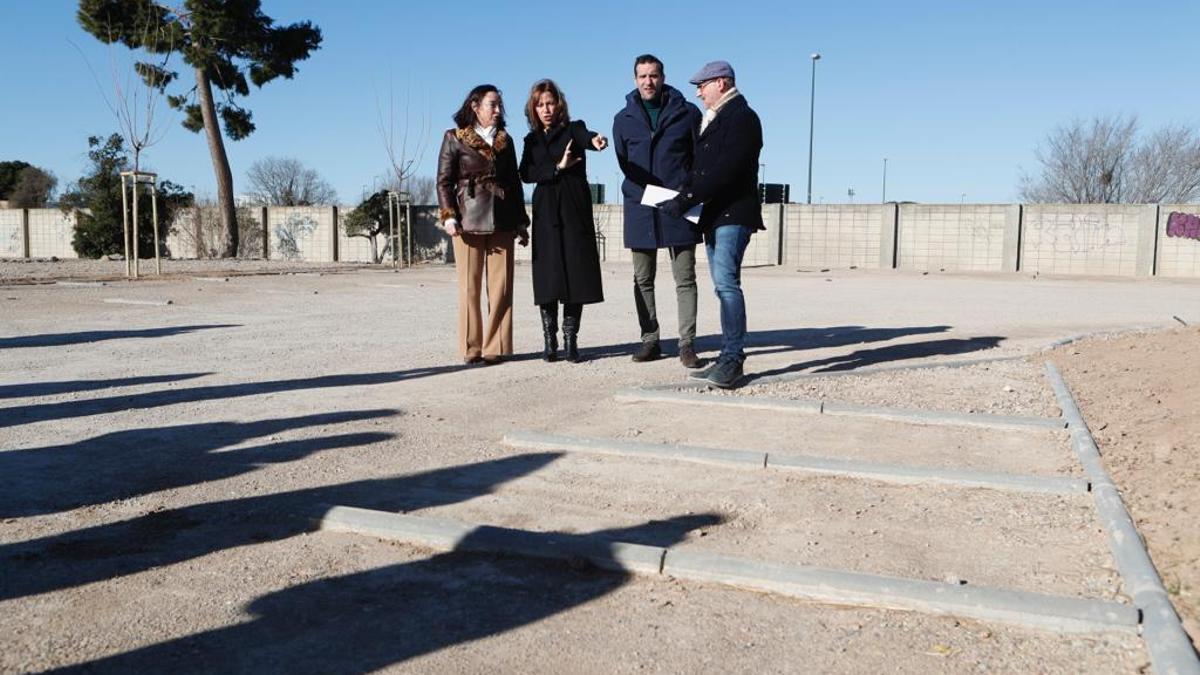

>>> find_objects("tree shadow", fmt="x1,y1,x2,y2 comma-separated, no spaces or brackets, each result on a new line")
0,324,240,349
1,453,564,602
0,373,212,400
0,364,478,430
582,325,952,362
53,514,720,674
743,336,1006,383
0,409,400,519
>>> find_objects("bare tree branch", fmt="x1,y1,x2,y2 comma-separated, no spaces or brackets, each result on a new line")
375,77,430,194
1020,115,1200,204
245,157,337,206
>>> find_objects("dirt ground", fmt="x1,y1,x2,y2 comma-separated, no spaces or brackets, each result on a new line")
2,258,1198,672
1051,327,1200,648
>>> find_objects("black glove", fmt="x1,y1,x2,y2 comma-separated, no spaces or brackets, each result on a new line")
657,197,684,219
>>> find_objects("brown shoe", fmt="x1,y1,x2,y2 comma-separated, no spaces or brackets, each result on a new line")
678,344,702,369
631,341,661,362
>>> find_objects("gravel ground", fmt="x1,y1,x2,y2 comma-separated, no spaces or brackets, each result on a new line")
4,260,1198,672
735,359,1062,417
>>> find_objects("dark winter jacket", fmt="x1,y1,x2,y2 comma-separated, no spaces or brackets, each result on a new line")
435,127,529,233
612,85,703,249
519,120,604,305
674,94,764,233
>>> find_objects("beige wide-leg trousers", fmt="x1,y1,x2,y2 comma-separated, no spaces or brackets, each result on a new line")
452,230,515,360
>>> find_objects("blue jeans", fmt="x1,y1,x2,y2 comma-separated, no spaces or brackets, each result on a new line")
704,225,752,364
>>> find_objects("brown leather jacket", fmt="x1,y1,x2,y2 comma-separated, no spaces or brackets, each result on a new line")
436,127,529,234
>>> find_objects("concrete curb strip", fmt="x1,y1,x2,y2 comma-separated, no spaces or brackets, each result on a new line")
503,431,1087,494
662,549,1138,634
318,506,1137,634
766,452,1087,494
820,400,1066,430
614,388,822,413
318,506,666,575
502,431,767,468
1044,363,1200,674
102,298,173,306
617,387,1066,431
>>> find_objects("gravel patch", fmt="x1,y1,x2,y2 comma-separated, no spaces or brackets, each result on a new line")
731,359,1062,417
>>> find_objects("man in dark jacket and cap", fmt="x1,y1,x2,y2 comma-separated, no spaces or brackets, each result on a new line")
613,54,704,367
658,60,764,389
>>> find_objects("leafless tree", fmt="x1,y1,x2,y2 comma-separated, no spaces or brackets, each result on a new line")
72,15,175,174
1021,116,1200,204
373,172,435,204
245,157,337,205
1020,116,1136,203
1125,125,1200,204
377,80,430,204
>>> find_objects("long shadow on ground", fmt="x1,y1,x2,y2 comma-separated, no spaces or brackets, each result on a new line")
1,453,564,602
0,409,399,519
583,324,952,364
0,324,239,349
743,336,1005,383
53,515,719,674
0,373,212,400
0,364,476,429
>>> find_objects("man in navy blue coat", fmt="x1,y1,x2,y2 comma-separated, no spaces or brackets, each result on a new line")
613,54,704,367
659,60,764,389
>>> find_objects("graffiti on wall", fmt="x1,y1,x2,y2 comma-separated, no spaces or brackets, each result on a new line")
275,215,317,260
1166,212,1200,241
1027,214,1128,254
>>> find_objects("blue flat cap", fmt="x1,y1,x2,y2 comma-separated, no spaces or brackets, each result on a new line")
688,60,735,85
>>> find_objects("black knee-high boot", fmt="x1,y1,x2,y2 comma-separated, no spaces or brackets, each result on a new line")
562,303,582,363
539,302,559,362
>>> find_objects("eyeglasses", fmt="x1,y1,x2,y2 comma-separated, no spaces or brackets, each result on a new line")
695,79,718,90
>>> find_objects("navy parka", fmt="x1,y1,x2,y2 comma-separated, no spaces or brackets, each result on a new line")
612,85,703,249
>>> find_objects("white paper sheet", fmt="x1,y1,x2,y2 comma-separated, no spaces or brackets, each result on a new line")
640,184,702,224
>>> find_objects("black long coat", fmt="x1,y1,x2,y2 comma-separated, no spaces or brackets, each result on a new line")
519,120,604,306
675,94,764,233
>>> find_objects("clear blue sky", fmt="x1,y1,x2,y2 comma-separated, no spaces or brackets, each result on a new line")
4,0,1199,205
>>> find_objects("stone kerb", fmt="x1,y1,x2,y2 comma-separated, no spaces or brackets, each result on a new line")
1020,204,1155,277
1156,206,1200,278
897,204,1018,273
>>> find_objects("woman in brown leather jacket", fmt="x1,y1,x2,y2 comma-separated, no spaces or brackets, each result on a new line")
436,84,530,365
519,79,607,363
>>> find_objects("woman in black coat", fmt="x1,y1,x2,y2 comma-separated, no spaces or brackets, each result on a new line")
519,79,607,363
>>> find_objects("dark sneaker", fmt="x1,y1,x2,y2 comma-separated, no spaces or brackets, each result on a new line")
706,360,744,389
631,341,662,362
688,363,717,381
678,343,702,369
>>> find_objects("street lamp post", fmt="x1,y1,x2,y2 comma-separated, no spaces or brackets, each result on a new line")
806,52,821,205
881,158,888,203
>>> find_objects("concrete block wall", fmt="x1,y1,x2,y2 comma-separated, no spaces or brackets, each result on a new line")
897,204,1019,272
0,209,23,258
1156,206,1200,278
27,209,78,259
513,204,780,268
266,206,335,262
3,203,1199,279
336,204,377,263
784,204,887,269
1021,204,1155,277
